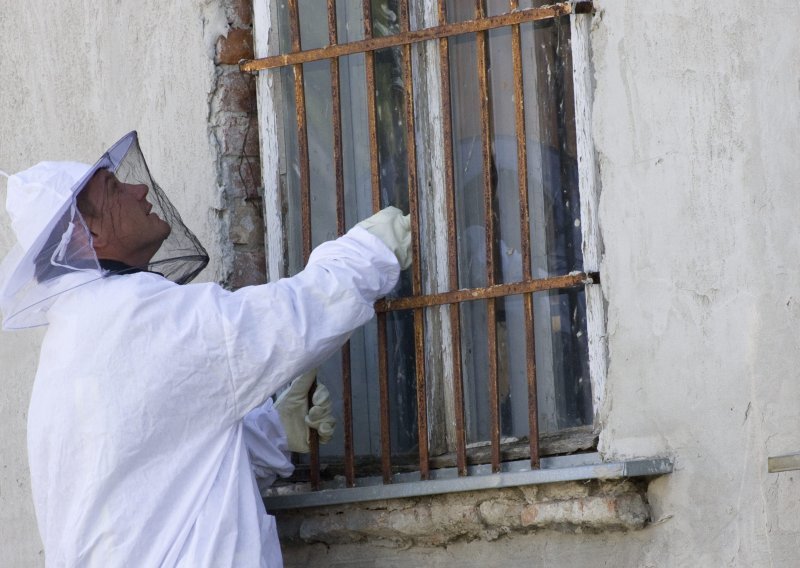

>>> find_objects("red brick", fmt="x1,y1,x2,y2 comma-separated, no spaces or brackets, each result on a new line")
216,114,260,157
228,249,267,289
215,70,256,113
227,0,253,27
221,156,262,201
216,28,254,65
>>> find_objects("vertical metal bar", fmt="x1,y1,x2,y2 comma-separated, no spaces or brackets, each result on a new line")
438,0,467,477
399,0,429,481
509,0,540,468
362,0,393,485
475,0,501,473
288,0,312,261
327,0,356,488
287,0,320,489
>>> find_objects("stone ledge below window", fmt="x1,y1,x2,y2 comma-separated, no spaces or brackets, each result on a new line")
268,453,672,547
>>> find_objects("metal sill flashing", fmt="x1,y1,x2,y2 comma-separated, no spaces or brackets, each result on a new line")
263,452,673,511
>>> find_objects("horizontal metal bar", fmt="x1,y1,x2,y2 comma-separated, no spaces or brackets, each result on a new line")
262,453,673,510
768,453,800,473
240,2,592,72
375,271,599,313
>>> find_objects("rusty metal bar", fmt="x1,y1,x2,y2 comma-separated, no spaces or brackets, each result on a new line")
475,0,501,474
399,0,429,481
509,0,540,469
361,0,393,485
377,272,597,312
287,0,319,489
241,2,592,72
377,312,392,484
327,0,356,489
437,0,467,478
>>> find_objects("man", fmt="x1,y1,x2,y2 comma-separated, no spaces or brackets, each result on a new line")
0,131,411,566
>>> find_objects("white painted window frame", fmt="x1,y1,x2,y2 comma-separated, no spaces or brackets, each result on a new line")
251,0,606,462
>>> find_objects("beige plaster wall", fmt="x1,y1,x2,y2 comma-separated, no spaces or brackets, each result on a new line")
0,2,226,566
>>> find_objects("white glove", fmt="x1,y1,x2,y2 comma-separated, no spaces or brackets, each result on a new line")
274,370,336,453
356,206,412,270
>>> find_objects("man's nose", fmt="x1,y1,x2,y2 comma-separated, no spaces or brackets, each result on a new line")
129,183,149,200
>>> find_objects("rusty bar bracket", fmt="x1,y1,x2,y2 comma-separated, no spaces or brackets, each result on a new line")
240,2,592,72
437,0,468,478
376,272,598,312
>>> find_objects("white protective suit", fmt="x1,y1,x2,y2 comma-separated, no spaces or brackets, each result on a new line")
27,226,399,567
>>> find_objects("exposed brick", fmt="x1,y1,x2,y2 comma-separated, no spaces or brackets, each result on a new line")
215,114,260,157
276,480,653,547
215,70,256,113
226,0,253,27
228,249,267,289
216,28,254,65
228,201,264,247
221,156,261,200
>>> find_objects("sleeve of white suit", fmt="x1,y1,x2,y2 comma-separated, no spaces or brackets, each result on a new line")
243,399,295,492
218,226,400,418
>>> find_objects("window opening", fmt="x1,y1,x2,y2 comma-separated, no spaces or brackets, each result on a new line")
243,0,600,491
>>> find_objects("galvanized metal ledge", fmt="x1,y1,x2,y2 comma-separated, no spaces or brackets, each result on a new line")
263,452,673,510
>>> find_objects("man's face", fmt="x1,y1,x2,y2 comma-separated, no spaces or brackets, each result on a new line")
78,169,171,267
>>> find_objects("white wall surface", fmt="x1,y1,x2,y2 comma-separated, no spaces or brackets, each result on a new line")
594,0,800,565
0,2,225,566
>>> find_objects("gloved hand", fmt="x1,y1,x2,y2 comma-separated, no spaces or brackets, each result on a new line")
274,370,336,453
356,206,412,270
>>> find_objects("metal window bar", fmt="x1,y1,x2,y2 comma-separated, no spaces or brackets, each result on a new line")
241,0,595,489
359,0,395,486
509,0,540,470
398,0,430,482
326,0,357,489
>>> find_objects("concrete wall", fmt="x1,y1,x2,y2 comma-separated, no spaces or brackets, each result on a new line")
0,2,227,566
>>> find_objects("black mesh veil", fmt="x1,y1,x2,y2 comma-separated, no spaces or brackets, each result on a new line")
111,133,209,283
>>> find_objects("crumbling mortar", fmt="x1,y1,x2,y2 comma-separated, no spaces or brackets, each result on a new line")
208,5,265,290
276,479,654,548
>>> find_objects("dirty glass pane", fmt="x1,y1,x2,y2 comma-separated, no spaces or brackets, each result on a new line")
276,1,591,467
445,0,474,24
448,14,590,444
278,0,420,462
371,0,419,459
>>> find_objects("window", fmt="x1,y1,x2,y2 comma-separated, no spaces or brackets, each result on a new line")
244,0,604,493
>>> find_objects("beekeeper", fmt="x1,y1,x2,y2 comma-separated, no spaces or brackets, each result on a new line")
0,131,411,567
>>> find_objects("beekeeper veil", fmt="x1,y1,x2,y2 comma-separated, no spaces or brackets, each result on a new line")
0,131,209,329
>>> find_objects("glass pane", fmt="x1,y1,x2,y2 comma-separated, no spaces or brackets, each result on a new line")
533,288,591,432
447,15,590,445
298,0,330,50
277,2,591,466
445,0,476,24
522,17,583,277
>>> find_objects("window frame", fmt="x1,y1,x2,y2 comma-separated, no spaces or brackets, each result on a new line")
246,0,606,492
